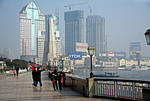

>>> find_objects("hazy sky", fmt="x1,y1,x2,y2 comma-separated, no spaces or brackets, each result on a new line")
0,0,150,59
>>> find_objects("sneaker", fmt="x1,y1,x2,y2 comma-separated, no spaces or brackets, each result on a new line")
33,85,37,88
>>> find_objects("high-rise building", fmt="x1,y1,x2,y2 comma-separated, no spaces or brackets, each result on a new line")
20,1,45,63
86,15,107,57
55,31,61,58
37,31,45,65
129,42,142,61
64,10,85,55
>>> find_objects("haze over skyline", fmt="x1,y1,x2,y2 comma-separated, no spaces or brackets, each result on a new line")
0,0,150,59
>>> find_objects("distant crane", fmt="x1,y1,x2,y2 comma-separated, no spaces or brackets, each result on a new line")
64,1,88,10
89,6,92,15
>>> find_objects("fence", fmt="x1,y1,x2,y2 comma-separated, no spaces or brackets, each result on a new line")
94,78,150,101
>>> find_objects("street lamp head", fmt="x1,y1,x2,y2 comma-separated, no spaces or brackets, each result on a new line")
145,29,150,45
61,56,65,61
88,46,95,56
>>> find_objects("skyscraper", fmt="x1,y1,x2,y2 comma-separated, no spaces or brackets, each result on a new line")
37,31,45,65
20,1,45,63
55,31,61,58
129,42,142,61
86,15,107,57
64,10,85,55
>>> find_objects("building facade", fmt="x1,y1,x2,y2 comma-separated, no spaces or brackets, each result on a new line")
64,10,85,55
86,15,107,57
129,42,142,61
20,1,45,63
55,31,61,58
37,31,45,65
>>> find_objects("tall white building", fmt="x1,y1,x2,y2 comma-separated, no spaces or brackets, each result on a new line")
55,31,61,58
20,1,45,63
37,31,45,65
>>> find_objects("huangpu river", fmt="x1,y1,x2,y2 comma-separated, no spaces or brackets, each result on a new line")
73,68,150,81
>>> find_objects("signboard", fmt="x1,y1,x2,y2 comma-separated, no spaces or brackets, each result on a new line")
68,53,82,60
108,51,114,57
76,42,88,52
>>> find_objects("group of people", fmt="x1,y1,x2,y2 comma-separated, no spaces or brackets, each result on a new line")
32,67,66,92
32,67,45,87
49,69,66,91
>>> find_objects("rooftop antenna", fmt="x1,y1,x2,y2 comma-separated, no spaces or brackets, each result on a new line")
89,6,92,15
88,0,92,15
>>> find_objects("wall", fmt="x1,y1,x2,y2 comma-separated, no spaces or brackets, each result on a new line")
65,75,88,96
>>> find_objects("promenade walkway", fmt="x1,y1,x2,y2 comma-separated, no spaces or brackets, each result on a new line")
0,71,117,101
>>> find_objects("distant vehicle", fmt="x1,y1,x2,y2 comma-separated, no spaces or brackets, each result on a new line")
93,72,120,77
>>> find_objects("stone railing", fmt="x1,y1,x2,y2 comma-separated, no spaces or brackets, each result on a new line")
65,75,150,101
65,75,87,96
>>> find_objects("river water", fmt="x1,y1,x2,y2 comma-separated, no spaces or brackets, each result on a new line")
73,68,150,81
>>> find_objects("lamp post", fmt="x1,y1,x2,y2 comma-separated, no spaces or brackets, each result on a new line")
144,29,150,45
88,46,95,78
143,29,150,101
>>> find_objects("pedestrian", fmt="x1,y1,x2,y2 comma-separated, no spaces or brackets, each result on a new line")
58,72,64,91
52,69,58,91
62,72,66,86
16,67,19,77
13,69,16,77
36,67,45,87
32,67,38,87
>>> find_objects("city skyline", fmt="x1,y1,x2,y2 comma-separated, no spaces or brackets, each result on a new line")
1,0,150,59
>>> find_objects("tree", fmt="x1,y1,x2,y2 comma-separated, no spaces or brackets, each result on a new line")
0,57,13,68
12,59,28,69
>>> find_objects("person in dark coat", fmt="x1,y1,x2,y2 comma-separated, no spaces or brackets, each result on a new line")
32,67,38,87
16,67,19,77
36,68,45,87
62,72,66,86
52,69,58,91
58,72,64,91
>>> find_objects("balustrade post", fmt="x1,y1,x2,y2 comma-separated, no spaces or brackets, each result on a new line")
114,81,117,98
132,82,136,100
88,78,95,97
148,83,150,88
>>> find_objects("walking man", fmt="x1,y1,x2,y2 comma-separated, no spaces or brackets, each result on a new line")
52,69,58,91
36,68,45,87
16,67,19,77
32,67,38,87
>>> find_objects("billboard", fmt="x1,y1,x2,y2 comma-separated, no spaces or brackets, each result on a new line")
68,53,82,60
108,51,114,57
76,42,88,52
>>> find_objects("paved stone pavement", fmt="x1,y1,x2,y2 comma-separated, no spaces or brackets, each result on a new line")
0,71,117,101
